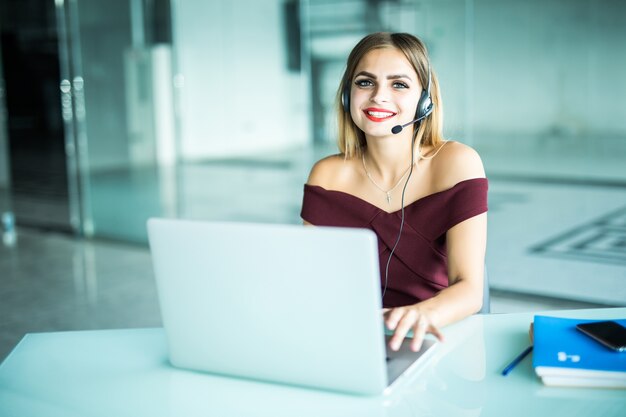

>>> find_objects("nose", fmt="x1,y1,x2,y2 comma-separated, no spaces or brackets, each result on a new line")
370,84,391,104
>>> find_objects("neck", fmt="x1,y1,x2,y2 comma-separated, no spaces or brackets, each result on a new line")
363,133,419,182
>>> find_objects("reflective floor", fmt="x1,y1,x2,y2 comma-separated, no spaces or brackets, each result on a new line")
1,141,625,362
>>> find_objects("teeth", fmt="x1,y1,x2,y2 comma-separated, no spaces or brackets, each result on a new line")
367,111,394,118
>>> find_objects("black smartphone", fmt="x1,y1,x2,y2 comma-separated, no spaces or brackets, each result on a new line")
576,320,626,352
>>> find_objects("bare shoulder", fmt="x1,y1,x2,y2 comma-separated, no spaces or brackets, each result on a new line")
429,141,486,188
306,154,358,189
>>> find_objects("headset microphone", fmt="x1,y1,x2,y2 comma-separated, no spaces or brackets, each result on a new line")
391,109,433,134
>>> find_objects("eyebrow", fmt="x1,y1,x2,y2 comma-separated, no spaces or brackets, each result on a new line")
354,71,413,81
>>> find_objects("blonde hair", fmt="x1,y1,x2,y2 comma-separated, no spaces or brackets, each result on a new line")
336,32,444,158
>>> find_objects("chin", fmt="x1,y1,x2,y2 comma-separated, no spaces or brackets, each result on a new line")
357,123,391,136
364,127,396,138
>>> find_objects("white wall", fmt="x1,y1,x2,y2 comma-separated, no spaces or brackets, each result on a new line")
420,0,469,139
474,0,625,138
424,0,626,140
172,0,310,160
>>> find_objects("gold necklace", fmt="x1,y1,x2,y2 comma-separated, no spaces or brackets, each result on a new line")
361,154,414,204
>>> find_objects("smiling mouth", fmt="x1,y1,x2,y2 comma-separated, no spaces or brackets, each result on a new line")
363,108,396,122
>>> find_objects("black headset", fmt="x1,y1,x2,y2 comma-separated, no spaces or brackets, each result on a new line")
341,63,433,125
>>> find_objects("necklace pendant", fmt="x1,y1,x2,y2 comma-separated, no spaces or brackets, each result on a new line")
386,192,392,204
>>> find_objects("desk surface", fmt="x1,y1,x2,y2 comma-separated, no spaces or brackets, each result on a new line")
1,308,625,417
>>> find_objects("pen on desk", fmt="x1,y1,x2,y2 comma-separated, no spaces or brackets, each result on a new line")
501,345,533,376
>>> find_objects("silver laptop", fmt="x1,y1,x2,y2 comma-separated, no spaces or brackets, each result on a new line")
147,218,437,395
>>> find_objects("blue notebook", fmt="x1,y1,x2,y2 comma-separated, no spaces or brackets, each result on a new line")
532,316,626,388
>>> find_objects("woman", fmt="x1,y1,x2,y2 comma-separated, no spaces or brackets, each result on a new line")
301,33,488,352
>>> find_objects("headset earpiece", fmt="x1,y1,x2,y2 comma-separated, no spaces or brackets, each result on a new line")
414,65,433,120
415,89,433,120
342,80,350,113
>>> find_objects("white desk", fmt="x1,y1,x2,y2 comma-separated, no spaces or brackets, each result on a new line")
1,308,625,417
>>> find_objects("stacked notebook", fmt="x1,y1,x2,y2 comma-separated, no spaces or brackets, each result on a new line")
532,316,626,388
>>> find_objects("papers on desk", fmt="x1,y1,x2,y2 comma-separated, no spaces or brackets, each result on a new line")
532,316,626,388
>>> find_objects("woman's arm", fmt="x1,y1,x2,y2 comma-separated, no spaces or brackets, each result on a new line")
385,213,487,351
385,142,487,352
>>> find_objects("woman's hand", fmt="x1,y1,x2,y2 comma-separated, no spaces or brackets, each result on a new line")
383,305,445,352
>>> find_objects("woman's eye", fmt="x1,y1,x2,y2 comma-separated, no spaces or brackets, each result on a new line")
355,79,373,87
393,82,409,89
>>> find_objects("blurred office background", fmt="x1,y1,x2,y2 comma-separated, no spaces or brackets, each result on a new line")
0,0,625,360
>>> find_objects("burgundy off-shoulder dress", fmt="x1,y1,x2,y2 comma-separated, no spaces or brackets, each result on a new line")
300,178,488,308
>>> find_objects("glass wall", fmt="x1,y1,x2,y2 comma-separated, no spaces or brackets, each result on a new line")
0,34,14,245
3,0,622,304
56,0,178,242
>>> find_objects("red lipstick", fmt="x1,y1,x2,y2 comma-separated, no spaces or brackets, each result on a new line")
363,107,397,122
